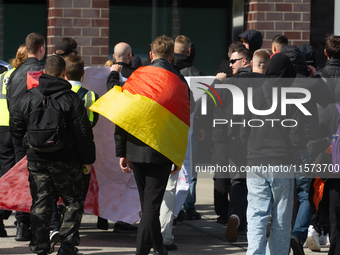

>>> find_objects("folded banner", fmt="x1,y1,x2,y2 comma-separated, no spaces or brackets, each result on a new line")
90,65,190,166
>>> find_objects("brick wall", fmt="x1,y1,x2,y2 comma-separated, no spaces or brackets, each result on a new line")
244,0,311,51
47,0,109,66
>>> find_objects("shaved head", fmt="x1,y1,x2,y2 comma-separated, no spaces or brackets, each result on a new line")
113,42,132,64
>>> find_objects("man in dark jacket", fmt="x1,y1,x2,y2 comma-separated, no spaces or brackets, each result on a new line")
10,55,95,255
173,35,204,77
114,35,191,255
229,48,252,75
281,45,335,255
215,41,245,77
271,35,288,58
6,32,45,242
173,35,203,222
106,42,139,90
214,49,270,242
239,29,263,55
317,34,340,100
240,53,304,255
318,84,340,255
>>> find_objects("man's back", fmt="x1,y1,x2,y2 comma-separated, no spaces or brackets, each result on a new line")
10,73,95,164
6,58,44,113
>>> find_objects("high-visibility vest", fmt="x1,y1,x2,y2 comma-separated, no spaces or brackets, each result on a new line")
71,84,98,127
0,68,15,126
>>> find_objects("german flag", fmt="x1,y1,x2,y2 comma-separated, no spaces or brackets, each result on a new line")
90,64,190,166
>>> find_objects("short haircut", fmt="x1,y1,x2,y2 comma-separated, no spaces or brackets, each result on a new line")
44,55,66,77
272,35,288,51
228,41,245,56
325,34,340,59
151,35,174,59
64,55,84,81
25,32,45,54
233,48,252,61
175,35,191,54
58,37,77,50
253,49,270,68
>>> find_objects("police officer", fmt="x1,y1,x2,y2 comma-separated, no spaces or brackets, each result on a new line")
0,44,27,237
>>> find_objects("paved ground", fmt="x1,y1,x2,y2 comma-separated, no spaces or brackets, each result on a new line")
0,174,330,255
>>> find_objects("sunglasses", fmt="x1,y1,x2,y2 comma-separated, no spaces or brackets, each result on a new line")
230,58,244,64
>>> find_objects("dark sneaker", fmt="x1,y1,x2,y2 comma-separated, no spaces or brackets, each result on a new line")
225,214,240,242
153,245,168,255
57,244,78,255
185,209,201,220
48,230,59,254
173,210,185,226
164,243,178,250
216,215,228,225
97,217,109,230
15,222,32,241
290,235,305,255
0,223,7,237
113,221,138,233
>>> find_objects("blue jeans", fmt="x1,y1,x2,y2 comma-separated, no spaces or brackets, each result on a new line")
246,166,294,255
183,177,197,210
292,149,312,242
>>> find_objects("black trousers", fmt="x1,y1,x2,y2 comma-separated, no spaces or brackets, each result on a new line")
214,178,230,217
13,138,30,225
0,130,15,217
131,162,172,255
328,179,340,255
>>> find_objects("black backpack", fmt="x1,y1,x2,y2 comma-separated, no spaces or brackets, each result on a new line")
26,88,71,152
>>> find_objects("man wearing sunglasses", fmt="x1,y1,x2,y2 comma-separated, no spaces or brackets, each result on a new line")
229,48,252,76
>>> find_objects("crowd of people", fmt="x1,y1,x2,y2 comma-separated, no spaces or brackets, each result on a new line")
0,29,339,255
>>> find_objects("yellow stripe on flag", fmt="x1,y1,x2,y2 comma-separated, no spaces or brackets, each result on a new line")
90,86,189,166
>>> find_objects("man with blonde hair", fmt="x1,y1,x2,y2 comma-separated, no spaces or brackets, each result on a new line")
251,49,270,74
173,35,204,77
112,35,191,255
174,35,191,55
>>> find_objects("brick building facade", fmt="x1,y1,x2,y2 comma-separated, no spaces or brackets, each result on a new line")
47,0,110,66
0,0,336,70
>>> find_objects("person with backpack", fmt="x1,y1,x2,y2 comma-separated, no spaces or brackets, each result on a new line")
9,55,95,255
48,55,99,254
318,81,340,255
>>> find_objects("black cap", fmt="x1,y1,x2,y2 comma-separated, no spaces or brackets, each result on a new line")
55,41,74,56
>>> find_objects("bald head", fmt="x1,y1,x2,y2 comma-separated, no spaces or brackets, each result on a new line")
113,42,132,64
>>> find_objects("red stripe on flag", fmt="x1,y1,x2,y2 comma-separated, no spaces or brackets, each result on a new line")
122,66,190,126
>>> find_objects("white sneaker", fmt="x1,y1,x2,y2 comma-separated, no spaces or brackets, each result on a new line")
48,230,59,254
319,232,330,246
303,241,308,248
306,225,321,251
